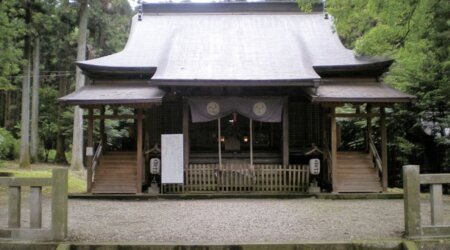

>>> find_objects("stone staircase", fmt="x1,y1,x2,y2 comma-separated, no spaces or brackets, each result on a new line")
92,151,137,194
335,151,382,193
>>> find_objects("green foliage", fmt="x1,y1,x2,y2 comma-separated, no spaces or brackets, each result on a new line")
0,128,19,162
327,0,450,174
296,0,322,12
0,1,25,90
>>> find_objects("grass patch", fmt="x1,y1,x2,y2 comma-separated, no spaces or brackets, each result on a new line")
0,161,86,194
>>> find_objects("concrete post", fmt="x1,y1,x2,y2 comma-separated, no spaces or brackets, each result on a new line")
8,186,21,228
430,184,443,225
403,165,421,238
30,186,42,228
51,168,68,240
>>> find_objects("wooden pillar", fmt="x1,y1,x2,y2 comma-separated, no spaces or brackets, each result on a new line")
86,108,94,193
380,107,388,191
282,97,289,166
366,104,372,153
136,108,143,193
218,118,222,168
330,107,337,193
182,100,190,170
100,106,106,148
322,107,329,183
250,119,253,166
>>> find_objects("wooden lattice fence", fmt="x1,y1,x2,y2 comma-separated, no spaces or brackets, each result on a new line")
163,164,309,193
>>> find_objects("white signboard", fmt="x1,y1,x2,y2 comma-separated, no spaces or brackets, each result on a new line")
161,134,184,184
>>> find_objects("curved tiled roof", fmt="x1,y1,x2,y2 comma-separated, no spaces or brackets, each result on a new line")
78,2,392,85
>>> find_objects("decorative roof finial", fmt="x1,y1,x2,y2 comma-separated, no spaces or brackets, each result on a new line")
138,0,143,21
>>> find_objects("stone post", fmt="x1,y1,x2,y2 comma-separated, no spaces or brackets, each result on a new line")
403,165,421,238
51,168,68,240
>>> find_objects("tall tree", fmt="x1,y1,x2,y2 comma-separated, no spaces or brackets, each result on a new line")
326,0,450,174
71,0,89,171
30,36,40,162
19,1,33,168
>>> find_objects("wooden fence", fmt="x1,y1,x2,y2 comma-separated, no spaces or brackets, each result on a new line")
163,164,309,193
403,165,450,239
0,168,68,241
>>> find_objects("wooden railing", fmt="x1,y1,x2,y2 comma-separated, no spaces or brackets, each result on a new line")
163,164,309,193
403,165,450,239
0,168,68,241
91,140,103,182
368,136,383,174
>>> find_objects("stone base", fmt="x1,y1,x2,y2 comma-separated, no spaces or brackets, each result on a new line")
308,186,321,194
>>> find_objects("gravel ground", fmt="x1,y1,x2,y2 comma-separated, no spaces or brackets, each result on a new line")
1,196,449,243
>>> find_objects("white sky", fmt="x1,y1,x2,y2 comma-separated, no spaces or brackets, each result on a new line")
128,0,258,8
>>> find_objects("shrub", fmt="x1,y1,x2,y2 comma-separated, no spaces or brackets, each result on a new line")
0,128,18,161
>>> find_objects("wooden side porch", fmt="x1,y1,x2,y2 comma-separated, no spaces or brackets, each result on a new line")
322,104,389,193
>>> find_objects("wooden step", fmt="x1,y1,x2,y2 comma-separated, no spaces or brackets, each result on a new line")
337,174,380,181
337,169,378,174
335,151,382,193
92,151,138,194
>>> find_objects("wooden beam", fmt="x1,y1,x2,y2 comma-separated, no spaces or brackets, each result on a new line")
331,107,337,193
82,114,145,120
282,97,289,166
136,109,143,194
86,108,94,193
380,107,388,191
182,100,190,171
334,113,380,118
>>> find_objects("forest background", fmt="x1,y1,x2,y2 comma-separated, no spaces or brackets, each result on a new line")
0,0,448,187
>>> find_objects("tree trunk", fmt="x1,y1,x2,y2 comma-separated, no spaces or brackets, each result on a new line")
71,0,89,171
30,37,40,163
3,91,9,128
19,38,32,168
55,72,68,164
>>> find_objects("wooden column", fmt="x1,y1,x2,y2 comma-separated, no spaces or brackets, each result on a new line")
322,107,329,183
100,106,106,148
136,108,143,193
86,108,94,193
218,118,222,168
182,100,190,170
330,107,337,193
282,97,289,166
366,104,372,153
250,119,253,166
380,107,388,191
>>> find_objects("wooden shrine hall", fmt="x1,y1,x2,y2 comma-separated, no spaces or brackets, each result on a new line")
60,1,415,194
